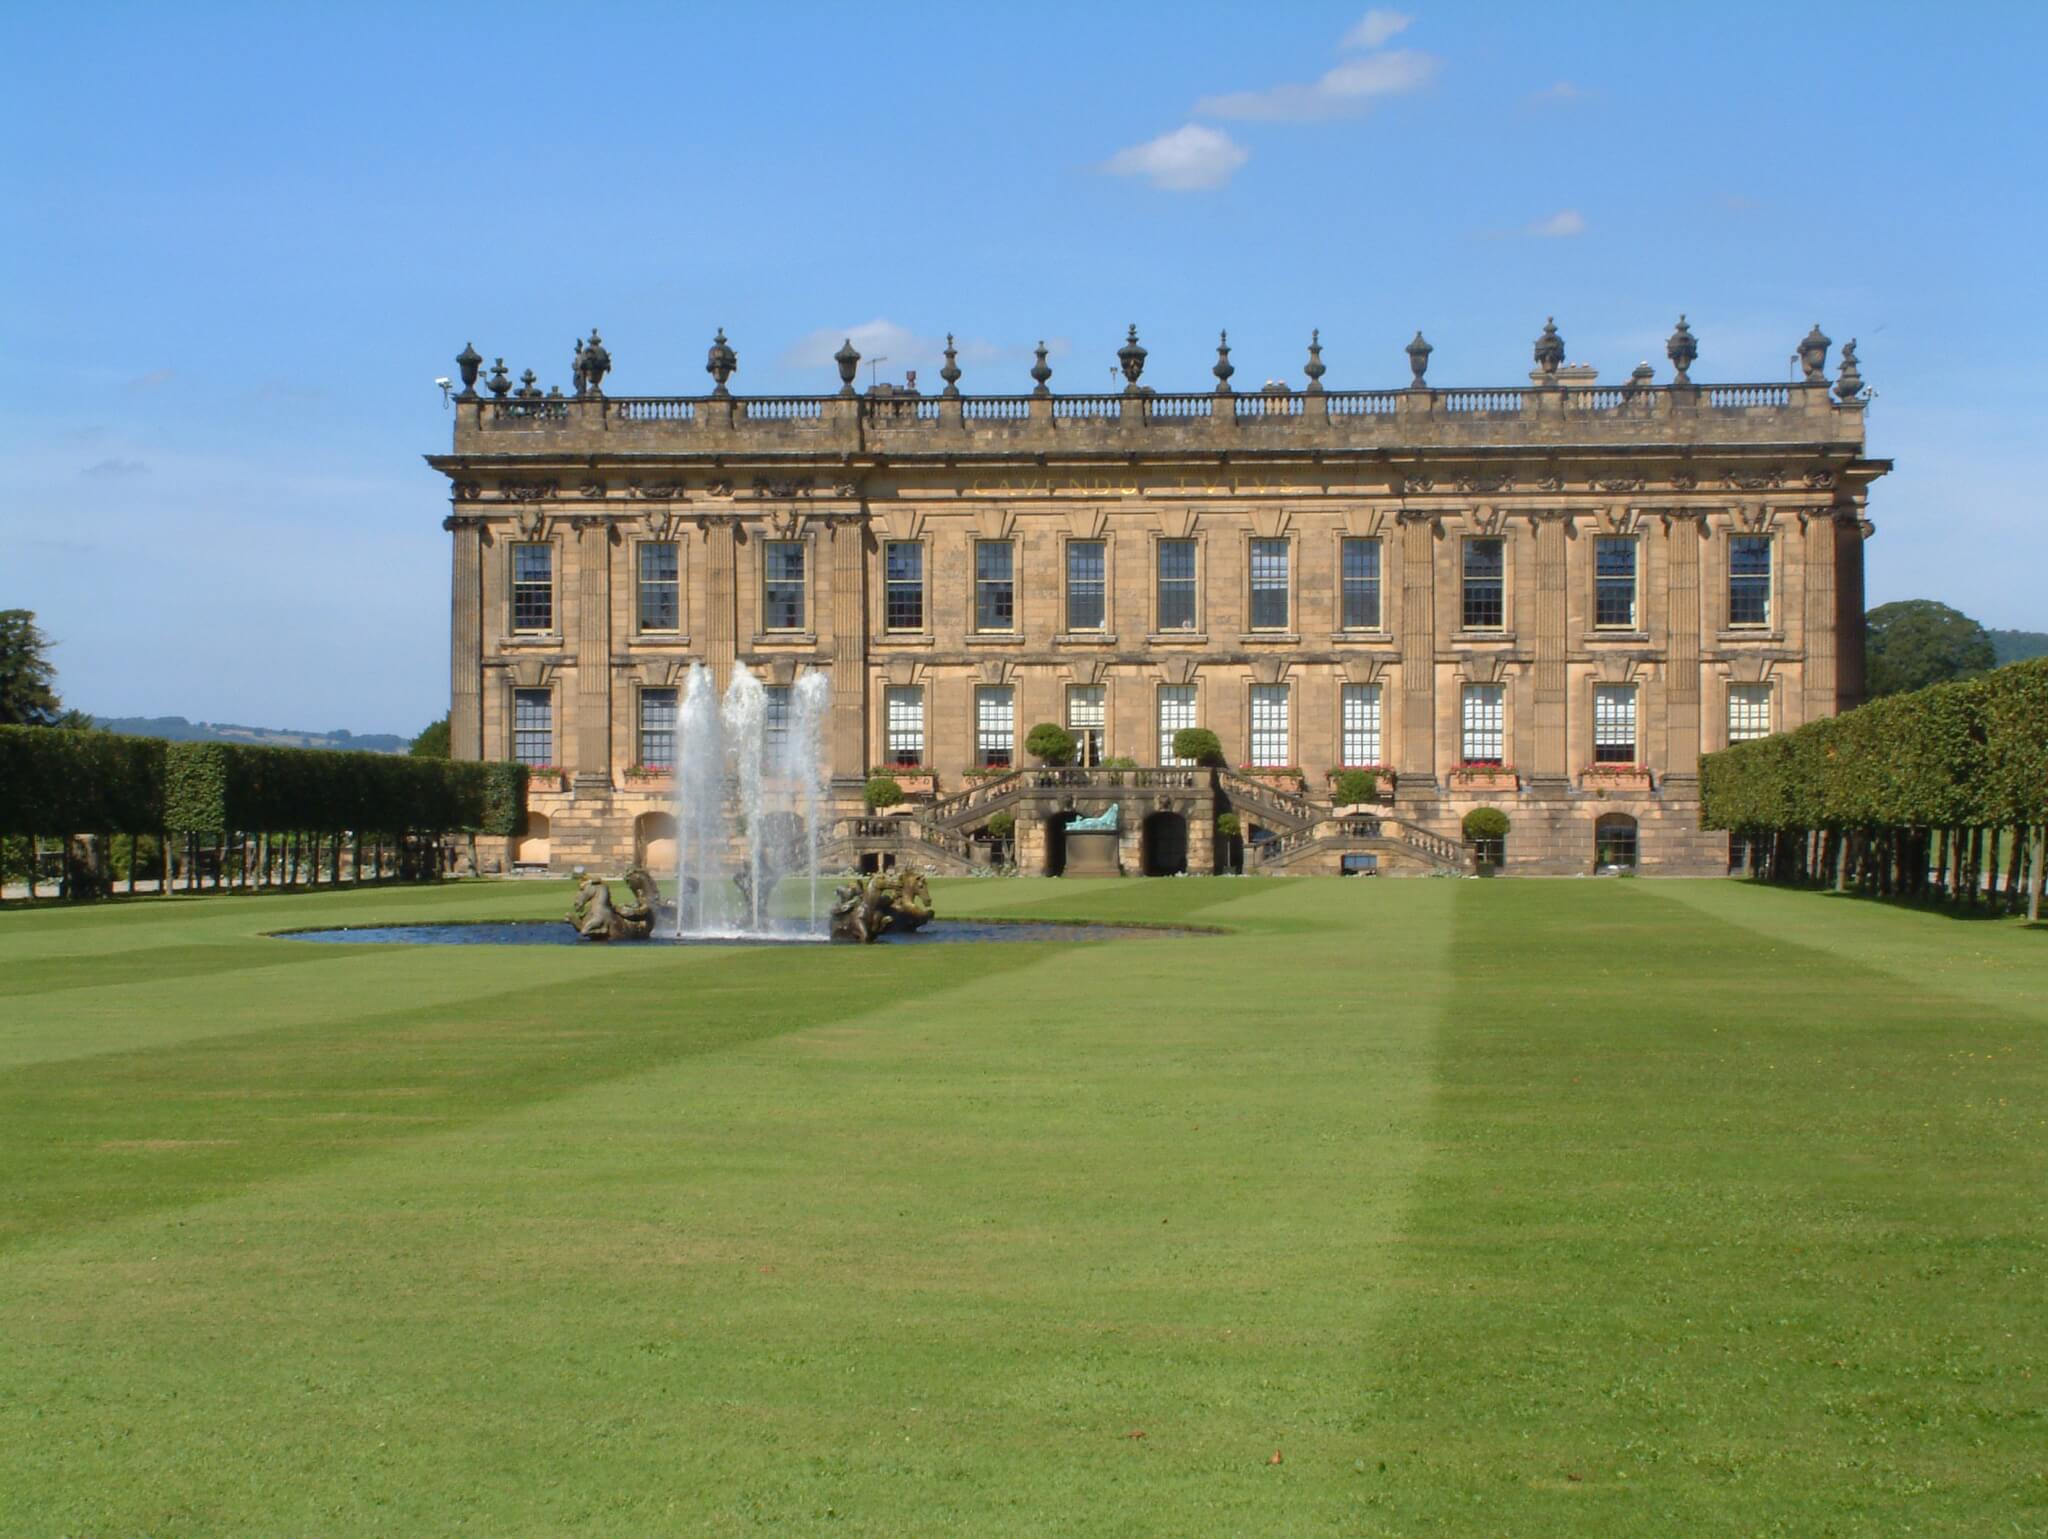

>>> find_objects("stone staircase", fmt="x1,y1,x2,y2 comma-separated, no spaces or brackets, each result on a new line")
1213,769,1325,833
820,815,977,875
1253,814,1468,876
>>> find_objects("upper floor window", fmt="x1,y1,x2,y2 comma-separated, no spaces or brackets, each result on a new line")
1340,538,1382,630
1462,538,1504,630
1157,684,1196,765
975,685,1014,767
638,542,679,633
975,541,1015,632
1341,683,1382,766
513,687,552,767
1249,538,1290,630
1157,539,1197,631
1066,685,1106,766
884,685,924,766
511,543,553,633
763,541,807,631
1066,540,1107,631
639,687,677,770
1461,684,1504,765
884,541,925,631
1729,536,1772,628
1728,683,1772,742
1593,685,1637,764
1594,537,1637,629
1249,684,1291,766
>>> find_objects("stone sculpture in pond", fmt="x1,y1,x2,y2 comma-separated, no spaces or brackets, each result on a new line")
830,869,935,944
567,868,669,941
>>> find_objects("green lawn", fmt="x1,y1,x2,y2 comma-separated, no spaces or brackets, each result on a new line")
1,876,2043,1536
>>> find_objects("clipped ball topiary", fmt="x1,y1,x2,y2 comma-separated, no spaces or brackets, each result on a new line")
1462,806,1510,841
1099,755,1138,770
1333,769,1379,806
1215,812,1241,839
1173,727,1226,767
1025,722,1076,766
985,809,1015,839
863,775,905,812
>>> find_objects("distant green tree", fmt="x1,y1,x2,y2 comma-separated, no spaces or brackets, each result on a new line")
410,716,451,758
1865,601,1995,698
0,610,62,726
1987,628,2048,666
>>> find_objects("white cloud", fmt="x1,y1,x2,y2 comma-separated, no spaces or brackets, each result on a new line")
1341,9,1411,50
82,456,149,478
1526,209,1587,238
1528,80,1583,105
779,321,1015,385
1194,48,1438,122
1100,123,1249,191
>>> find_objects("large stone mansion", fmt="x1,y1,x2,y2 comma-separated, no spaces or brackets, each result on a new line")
426,320,1886,876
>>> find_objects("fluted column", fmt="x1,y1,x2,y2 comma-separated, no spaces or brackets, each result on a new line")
574,525,612,783
704,518,738,692
1396,512,1437,789
1802,508,1839,726
829,514,869,787
1530,511,1569,784
1663,512,1703,784
445,515,484,761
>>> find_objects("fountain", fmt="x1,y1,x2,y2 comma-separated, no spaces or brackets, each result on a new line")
670,662,833,940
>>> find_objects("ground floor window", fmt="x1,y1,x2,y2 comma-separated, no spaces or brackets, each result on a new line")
1158,685,1196,765
1066,685,1105,766
1728,683,1772,743
1461,684,1504,765
976,685,1014,768
884,685,924,767
1340,852,1380,876
1341,683,1382,766
1595,813,1639,870
1249,684,1290,767
1594,685,1637,764
513,688,552,767
638,687,677,770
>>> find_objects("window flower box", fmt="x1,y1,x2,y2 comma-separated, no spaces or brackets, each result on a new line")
869,766,936,797
523,766,567,792
1580,763,1653,792
1243,766,1308,792
1327,766,1395,800
1450,764,1519,792
621,766,675,792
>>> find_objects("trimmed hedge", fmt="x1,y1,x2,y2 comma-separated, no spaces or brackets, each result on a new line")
0,727,164,835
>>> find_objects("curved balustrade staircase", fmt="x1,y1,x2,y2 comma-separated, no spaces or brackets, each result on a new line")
1252,813,1467,875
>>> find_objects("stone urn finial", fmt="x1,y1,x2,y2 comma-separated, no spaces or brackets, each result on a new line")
1798,322,1831,384
705,327,737,396
455,341,482,399
486,357,512,398
1835,339,1864,402
580,328,610,396
1303,329,1326,393
516,368,540,400
1406,330,1433,388
1533,317,1565,383
1212,330,1235,394
835,337,861,397
939,333,962,397
1030,340,1052,396
1665,315,1697,385
1117,324,1147,392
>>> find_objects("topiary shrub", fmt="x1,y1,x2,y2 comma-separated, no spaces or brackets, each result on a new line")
1025,723,1075,766
1333,769,1379,806
1462,806,1510,841
985,810,1015,840
863,775,905,812
1215,812,1241,838
1173,727,1225,767
1099,755,1138,770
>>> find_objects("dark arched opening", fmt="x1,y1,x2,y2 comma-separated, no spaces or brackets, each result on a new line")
1595,813,1639,872
1043,813,1071,876
1141,810,1188,876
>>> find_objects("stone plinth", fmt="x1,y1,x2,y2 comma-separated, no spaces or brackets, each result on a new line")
1063,829,1122,877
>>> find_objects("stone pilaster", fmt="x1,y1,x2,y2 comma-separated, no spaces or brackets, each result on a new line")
830,515,869,787
704,518,738,692
574,525,612,782
445,515,484,761
1530,511,1568,785
1397,512,1437,788
1663,511,1703,785
1802,508,1839,726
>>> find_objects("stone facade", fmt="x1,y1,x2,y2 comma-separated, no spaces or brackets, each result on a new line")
428,324,1886,876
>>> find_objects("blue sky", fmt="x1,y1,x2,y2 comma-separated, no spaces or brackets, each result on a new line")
5,2,2043,733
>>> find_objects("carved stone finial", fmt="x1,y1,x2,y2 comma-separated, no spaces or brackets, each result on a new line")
835,337,861,397
1835,338,1864,402
1665,314,1697,385
1628,361,1655,392
940,333,962,397
455,341,482,399
1030,341,1052,396
516,367,540,400
1117,324,1147,392
578,328,610,396
1211,330,1235,394
1303,329,1326,393
1406,330,1433,388
705,328,737,396
1798,323,1831,384
486,357,512,398
1533,317,1565,383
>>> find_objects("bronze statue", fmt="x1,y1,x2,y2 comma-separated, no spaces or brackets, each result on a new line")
829,868,937,943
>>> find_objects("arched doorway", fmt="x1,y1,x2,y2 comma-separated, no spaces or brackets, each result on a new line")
635,811,676,873
1043,813,1071,877
514,810,551,870
1595,813,1639,872
1142,810,1188,876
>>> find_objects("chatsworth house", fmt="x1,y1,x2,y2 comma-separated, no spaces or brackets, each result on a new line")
426,317,1886,877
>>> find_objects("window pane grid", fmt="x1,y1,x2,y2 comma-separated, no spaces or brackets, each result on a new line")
1462,538,1504,630
513,688,552,767
1341,684,1382,765
764,685,791,749
884,686,924,766
976,542,1014,632
1593,685,1637,763
1728,684,1772,743
1340,538,1382,629
638,542,679,632
1594,537,1637,629
638,688,676,769
1066,685,1105,765
512,544,553,632
1157,540,1196,630
1249,539,1289,630
975,686,1014,767
1461,684,1504,765
1249,684,1290,767
1158,685,1196,765
1729,536,1772,627
1066,541,1106,631
884,542,924,631
763,542,806,631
